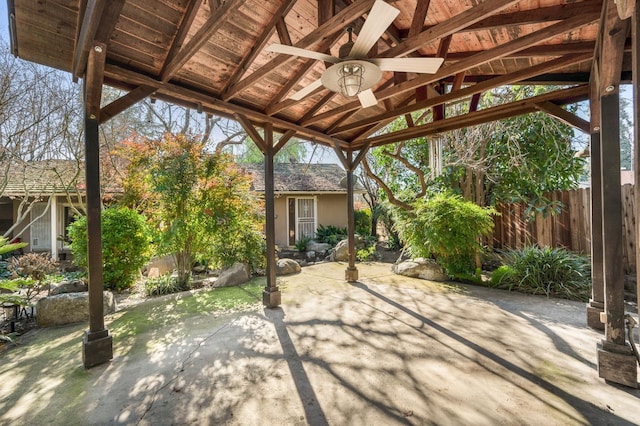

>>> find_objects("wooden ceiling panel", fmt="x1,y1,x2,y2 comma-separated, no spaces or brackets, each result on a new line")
9,0,614,148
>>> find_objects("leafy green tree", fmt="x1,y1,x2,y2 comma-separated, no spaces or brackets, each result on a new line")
68,207,152,290
117,133,265,287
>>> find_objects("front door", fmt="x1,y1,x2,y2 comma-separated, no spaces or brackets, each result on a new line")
288,197,317,246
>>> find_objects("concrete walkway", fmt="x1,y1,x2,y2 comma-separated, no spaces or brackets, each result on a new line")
1,262,639,425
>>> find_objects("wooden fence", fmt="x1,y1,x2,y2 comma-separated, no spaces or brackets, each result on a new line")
492,184,636,273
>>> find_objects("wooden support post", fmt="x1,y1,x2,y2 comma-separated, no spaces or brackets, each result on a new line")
345,152,358,282
262,123,281,307
588,130,605,330
597,92,638,388
82,42,112,368
633,0,640,348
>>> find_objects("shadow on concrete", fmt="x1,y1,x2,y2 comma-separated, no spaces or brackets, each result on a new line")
350,280,639,425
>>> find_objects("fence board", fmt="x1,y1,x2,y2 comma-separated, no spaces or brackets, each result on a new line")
492,185,637,272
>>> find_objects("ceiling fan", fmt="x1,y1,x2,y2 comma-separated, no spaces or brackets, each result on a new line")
266,0,444,108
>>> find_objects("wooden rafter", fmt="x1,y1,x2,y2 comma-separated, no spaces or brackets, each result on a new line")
305,13,599,127
221,0,298,96
534,101,591,134
399,0,603,37
330,52,592,135
161,0,243,82
162,0,205,78
408,0,431,38
380,0,522,59
99,86,157,124
223,0,376,101
359,85,589,148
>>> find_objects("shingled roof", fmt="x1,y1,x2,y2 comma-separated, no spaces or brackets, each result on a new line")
242,163,362,193
0,160,86,197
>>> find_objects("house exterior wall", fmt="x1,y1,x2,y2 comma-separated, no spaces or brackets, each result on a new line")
273,193,348,248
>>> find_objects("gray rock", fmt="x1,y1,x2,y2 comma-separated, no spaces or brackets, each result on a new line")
393,258,448,282
213,263,249,287
146,255,176,276
49,279,87,295
276,258,301,275
307,241,331,255
330,236,365,262
36,292,116,327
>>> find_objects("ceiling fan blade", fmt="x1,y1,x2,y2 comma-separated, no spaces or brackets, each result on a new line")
289,78,324,101
266,44,340,64
370,57,445,74
349,0,400,58
358,89,378,108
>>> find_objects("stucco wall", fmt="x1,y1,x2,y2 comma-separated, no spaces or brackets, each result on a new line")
274,193,348,248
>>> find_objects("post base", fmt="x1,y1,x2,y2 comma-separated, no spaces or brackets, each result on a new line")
587,300,605,330
263,287,281,308
345,267,358,282
597,340,638,388
82,330,113,369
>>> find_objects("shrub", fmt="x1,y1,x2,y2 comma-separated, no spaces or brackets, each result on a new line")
68,207,152,291
354,209,371,236
357,245,377,262
7,252,59,304
145,274,182,296
394,193,497,276
294,236,312,252
490,246,591,301
315,224,347,246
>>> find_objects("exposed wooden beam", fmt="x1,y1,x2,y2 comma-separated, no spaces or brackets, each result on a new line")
300,92,338,123
399,0,603,38
235,114,267,153
408,0,431,38
534,101,591,134
221,1,298,96
103,63,350,149
72,0,106,78
223,0,376,101
99,86,156,124
598,0,631,96
275,17,293,45
161,0,243,82
162,0,204,79
93,0,125,43
274,129,297,154
380,0,522,59
306,13,599,127
360,85,589,147
84,42,107,120
330,52,592,135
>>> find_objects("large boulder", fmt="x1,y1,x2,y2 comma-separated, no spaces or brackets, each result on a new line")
307,241,331,256
276,258,301,276
49,279,87,295
330,236,365,262
393,258,448,282
213,263,249,287
36,292,116,327
146,255,176,276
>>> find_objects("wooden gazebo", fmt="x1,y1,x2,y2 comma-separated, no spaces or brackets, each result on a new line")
7,0,639,387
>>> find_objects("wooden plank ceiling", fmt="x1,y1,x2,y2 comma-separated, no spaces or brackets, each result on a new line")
8,0,613,151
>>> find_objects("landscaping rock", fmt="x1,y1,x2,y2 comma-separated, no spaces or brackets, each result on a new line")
307,241,331,256
393,258,448,282
50,279,87,295
36,291,116,327
276,258,301,276
146,255,176,276
213,263,249,287
330,236,365,262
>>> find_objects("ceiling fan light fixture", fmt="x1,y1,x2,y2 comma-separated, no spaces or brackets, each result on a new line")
338,63,364,97
322,60,382,99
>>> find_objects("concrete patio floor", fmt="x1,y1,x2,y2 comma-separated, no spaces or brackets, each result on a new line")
1,262,639,425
